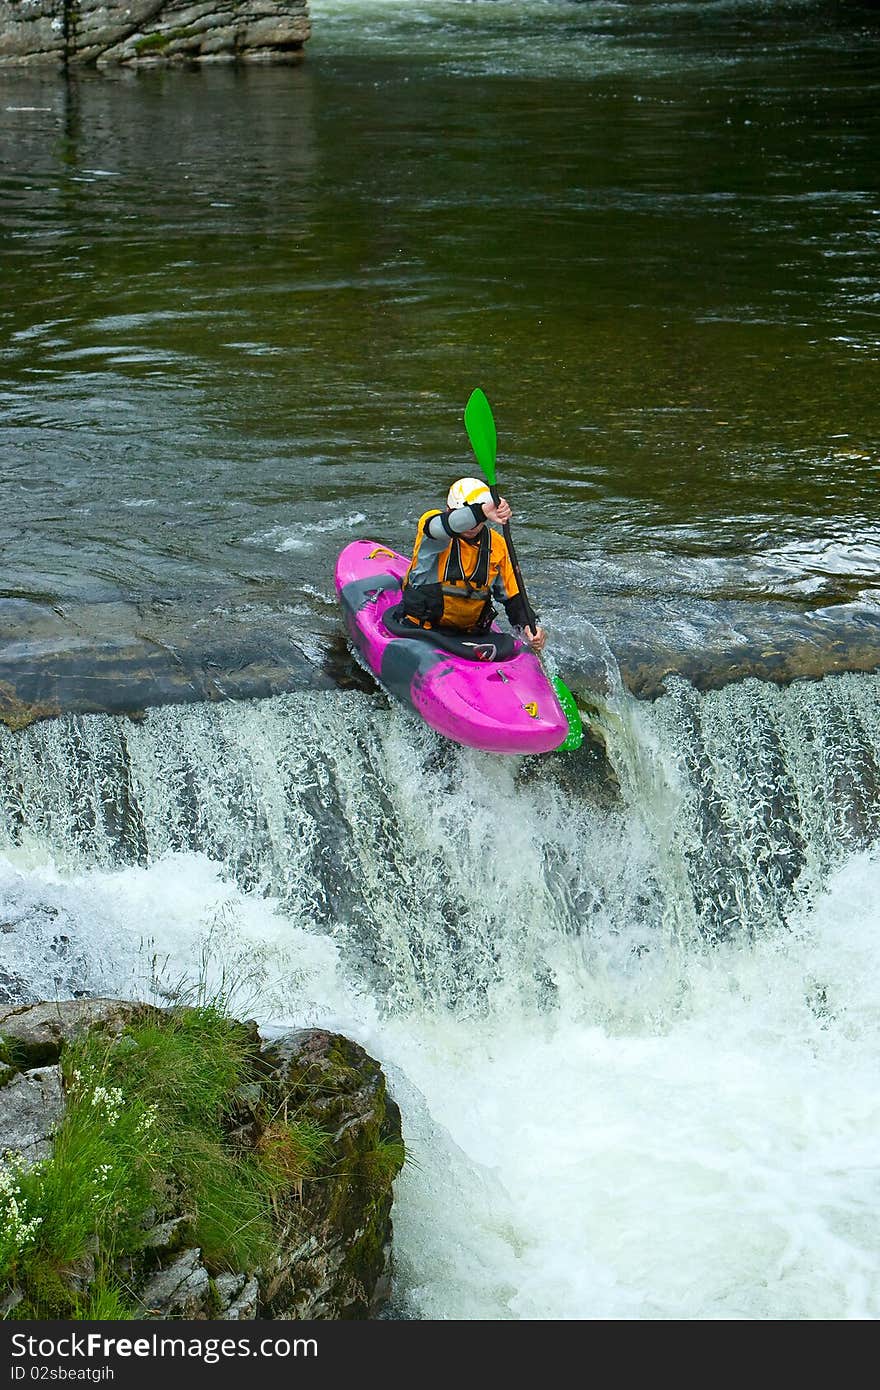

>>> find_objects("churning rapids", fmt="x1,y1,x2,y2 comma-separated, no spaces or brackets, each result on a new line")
2,671,880,1320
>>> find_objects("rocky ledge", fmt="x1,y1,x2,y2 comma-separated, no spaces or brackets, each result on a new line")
0,0,310,67
0,997,404,1319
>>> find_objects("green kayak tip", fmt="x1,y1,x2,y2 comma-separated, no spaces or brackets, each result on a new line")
551,675,584,751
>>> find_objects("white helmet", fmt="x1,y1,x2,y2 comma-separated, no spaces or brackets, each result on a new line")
447,476,491,510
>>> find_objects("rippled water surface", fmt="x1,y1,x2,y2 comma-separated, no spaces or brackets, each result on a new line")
2,0,879,625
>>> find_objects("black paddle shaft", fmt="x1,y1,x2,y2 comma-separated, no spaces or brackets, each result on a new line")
489,483,537,632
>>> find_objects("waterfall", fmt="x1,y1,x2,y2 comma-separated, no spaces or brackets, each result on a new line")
2,673,880,1318
2,671,879,1022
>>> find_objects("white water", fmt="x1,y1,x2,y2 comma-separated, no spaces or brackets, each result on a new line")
306,0,826,79
2,675,880,1319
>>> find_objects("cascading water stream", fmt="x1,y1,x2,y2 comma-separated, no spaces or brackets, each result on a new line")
0,690,645,1016
1,672,880,1317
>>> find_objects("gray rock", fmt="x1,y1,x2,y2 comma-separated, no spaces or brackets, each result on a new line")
234,1081,263,1108
0,0,311,68
215,1272,259,1319
141,1214,194,1256
0,1287,24,1317
0,998,158,1066
0,592,336,730
137,1248,212,1318
0,1065,63,1168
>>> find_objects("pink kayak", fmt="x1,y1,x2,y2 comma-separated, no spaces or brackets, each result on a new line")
335,539,569,755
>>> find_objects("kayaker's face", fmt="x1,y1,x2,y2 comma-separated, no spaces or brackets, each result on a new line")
462,522,485,541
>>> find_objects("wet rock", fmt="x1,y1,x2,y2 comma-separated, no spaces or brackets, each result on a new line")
259,1029,404,1320
0,593,335,729
583,596,880,700
0,0,310,68
3,588,880,733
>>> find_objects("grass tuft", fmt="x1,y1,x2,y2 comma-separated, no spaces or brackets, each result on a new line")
0,1004,278,1317
256,1118,333,1190
360,1135,409,1189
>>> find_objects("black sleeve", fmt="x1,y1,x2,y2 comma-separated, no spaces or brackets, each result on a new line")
502,592,536,629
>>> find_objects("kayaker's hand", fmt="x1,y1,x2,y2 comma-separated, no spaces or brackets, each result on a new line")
525,625,546,653
483,496,512,526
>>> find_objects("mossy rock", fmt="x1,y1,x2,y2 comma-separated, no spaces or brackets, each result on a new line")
133,32,171,54
0,999,163,1068
1,1007,403,1321
0,680,60,731
255,1030,404,1318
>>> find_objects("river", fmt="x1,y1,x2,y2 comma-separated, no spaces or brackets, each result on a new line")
2,0,880,1319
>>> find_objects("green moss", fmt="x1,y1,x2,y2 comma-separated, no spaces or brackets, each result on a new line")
13,1264,78,1320
0,1036,20,1088
323,1107,404,1239
205,1276,222,1319
359,1135,407,1191
133,26,200,55
133,32,171,54
12,1262,137,1321
337,1191,393,1316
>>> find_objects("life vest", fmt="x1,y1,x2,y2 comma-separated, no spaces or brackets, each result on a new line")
401,509,513,632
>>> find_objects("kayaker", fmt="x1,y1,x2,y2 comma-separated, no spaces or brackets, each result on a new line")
399,477,546,654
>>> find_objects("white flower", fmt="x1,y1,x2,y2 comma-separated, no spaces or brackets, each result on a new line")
135,1104,158,1135
89,1085,125,1123
0,1154,43,1250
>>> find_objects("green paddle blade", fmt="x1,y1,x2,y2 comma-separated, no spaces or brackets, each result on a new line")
551,676,584,751
464,386,580,751
464,387,497,486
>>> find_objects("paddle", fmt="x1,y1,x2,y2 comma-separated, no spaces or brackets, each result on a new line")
463,388,583,751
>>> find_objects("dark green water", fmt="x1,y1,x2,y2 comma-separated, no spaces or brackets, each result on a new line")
2,0,879,672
